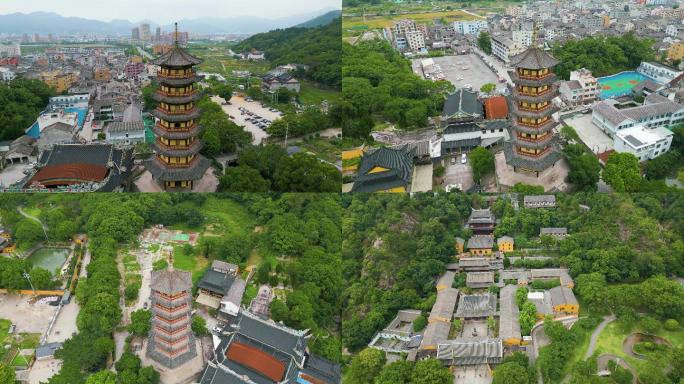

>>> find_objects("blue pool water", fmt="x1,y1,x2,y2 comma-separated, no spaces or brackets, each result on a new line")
64,107,88,129
597,71,656,99
24,107,88,138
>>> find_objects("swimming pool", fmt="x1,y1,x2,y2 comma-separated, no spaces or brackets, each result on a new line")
597,71,655,99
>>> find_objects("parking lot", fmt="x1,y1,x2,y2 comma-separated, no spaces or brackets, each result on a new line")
443,156,474,192
413,54,506,93
563,113,614,154
211,95,284,145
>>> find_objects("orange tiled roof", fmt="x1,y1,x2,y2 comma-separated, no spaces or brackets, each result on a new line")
484,96,509,120
226,342,286,382
28,163,108,186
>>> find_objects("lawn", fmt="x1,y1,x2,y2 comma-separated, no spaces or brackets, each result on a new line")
300,137,344,164
200,196,255,238
23,206,42,219
242,283,258,306
592,319,684,378
298,81,341,106
172,245,210,285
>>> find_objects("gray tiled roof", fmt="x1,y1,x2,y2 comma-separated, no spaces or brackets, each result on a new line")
549,286,578,307
436,338,503,365
443,88,484,118
511,47,559,69
153,45,202,67
467,235,494,249
455,293,497,318
352,145,415,193
540,227,567,236
524,194,556,204
106,121,144,133
198,269,235,296
466,272,494,285
150,268,192,294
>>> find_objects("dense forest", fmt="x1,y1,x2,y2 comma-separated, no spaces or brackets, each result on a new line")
552,33,655,80
341,40,452,138
233,18,342,88
0,78,55,141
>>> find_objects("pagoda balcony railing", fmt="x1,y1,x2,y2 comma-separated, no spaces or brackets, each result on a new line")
155,140,199,152
157,71,196,79
156,156,200,169
516,119,553,129
516,147,551,158
516,87,554,97
155,123,199,133
516,104,553,113
516,134,552,143
156,106,196,116
156,89,197,98
516,71,555,80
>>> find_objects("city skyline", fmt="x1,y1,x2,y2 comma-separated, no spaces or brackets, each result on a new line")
0,0,340,24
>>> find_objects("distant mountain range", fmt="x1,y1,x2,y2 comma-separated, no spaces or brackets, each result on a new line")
296,10,342,28
0,9,341,36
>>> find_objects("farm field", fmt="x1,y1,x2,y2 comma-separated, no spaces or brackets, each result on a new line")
342,9,482,30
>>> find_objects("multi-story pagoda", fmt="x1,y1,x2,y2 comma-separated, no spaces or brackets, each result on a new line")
147,266,197,368
145,23,210,190
503,45,562,176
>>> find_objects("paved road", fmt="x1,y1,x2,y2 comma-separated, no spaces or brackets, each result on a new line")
137,46,154,60
585,315,616,359
18,206,48,236
596,354,638,384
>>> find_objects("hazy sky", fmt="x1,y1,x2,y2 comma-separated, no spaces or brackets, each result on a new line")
0,0,340,23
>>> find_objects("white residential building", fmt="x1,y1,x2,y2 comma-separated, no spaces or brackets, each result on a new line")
637,61,683,84
406,30,426,51
614,125,673,161
491,35,525,64
592,93,684,137
0,43,21,57
453,20,488,35
559,68,599,106
666,25,684,38
0,67,15,82
393,19,418,36
512,27,533,47
48,94,90,109
505,6,522,16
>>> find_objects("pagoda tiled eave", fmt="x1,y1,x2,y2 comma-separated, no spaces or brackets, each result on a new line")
511,86,558,103
510,103,559,119
145,156,212,182
509,71,558,87
153,140,203,158
156,75,202,87
152,91,201,104
512,120,556,135
152,107,201,122
152,124,201,140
